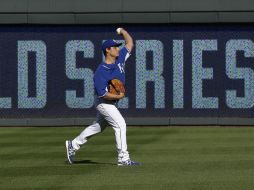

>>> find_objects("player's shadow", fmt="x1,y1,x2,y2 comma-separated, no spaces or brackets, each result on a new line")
65,159,116,165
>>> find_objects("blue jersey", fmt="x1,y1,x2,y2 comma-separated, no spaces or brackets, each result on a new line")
94,47,131,98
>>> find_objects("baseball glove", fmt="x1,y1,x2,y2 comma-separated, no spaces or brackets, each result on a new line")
108,79,125,95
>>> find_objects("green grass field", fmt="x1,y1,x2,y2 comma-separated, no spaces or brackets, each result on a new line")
0,126,254,190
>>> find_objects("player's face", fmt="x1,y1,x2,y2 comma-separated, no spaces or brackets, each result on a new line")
108,46,120,57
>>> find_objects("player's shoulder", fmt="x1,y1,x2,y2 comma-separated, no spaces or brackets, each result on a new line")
95,63,114,75
96,62,108,69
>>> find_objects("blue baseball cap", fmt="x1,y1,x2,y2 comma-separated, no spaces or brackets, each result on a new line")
102,39,122,51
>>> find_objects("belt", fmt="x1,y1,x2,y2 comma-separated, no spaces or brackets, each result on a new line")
96,98,118,105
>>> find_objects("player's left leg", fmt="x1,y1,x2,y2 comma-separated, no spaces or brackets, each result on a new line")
72,113,107,151
65,113,107,164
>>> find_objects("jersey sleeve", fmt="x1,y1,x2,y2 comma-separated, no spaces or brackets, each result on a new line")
94,74,108,97
117,46,131,64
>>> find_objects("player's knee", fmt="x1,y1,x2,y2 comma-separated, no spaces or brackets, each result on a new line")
117,119,126,129
92,123,102,133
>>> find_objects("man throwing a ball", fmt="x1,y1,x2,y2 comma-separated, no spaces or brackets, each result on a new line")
65,28,140,166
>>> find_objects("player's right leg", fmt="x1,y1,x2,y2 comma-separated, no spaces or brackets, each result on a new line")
97,103,140,166
65,114,107,164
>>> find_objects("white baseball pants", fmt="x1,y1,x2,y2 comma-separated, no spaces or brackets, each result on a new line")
72,101,130,162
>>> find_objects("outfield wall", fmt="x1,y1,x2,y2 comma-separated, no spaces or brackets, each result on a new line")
0,25,254,126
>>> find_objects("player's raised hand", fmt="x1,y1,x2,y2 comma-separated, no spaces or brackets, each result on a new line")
116,28,123,35
116,28,133,52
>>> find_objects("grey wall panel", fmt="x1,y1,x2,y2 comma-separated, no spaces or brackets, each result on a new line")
123,0,170,12
171,0,220,11
74,118,95,126
51,0,74,12
75,13,122,24
0,1,254,37
122,13,170,23
0,14,27,23
171,12,218,23
170,118,219,126
28,14,75,24
171,0,254,12
28,0,51,12
0,0,27,12
0,119,27,126
218,118,254,126
218,0,254,11
74,0,122,13
219,12,254,22
27,118,75,126
126,118,170,125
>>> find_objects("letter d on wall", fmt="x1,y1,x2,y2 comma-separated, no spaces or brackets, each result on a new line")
18,41,47,108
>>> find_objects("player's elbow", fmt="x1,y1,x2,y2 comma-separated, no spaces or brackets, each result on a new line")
126,41,134,52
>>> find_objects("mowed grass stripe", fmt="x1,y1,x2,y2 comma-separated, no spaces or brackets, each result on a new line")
0,126,254,136
1,144,254,159
1,146,254,166
1,180,253,190
0,163,252,179
2,132,254,142
1,156,254,175
0,169,253,190
1,131,254,144
2,139,254,148
1,141,254,151
2,181,253,190
1,150,254,168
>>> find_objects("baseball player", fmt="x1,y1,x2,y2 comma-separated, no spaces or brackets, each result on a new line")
65,28,140,166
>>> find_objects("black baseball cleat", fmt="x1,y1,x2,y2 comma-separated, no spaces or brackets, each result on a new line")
65,140,76,164
118,159,141,166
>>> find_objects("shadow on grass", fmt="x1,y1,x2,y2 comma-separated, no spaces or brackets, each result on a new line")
65,159,116,165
